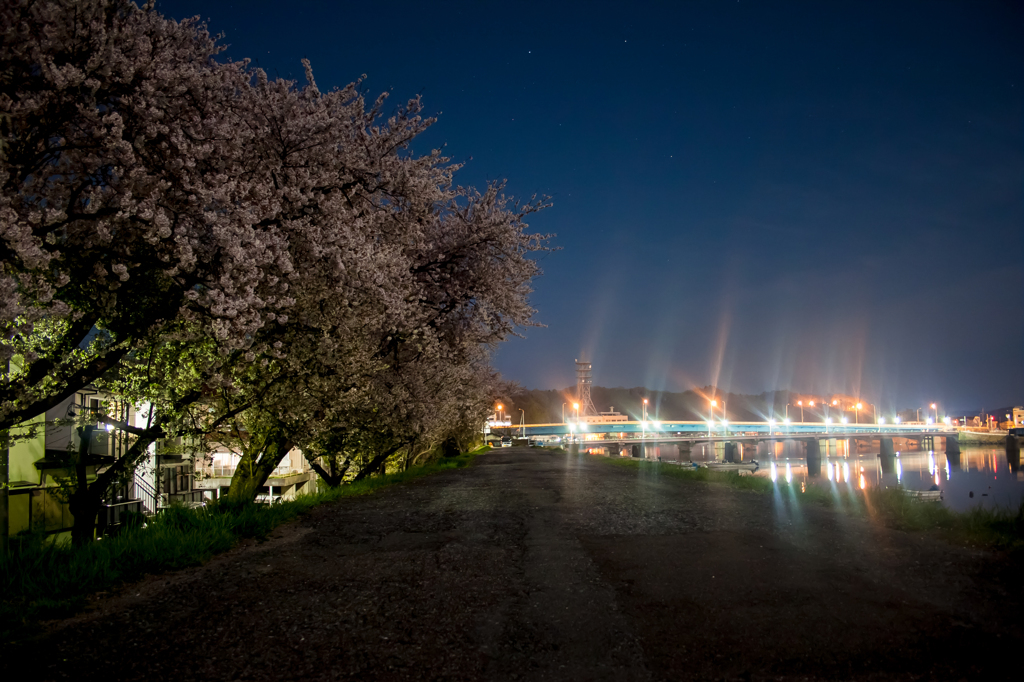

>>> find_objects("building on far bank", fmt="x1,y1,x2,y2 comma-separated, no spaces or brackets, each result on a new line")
580,407,629,424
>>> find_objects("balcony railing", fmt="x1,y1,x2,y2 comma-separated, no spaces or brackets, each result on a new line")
161,491,207,507
198,464,306,479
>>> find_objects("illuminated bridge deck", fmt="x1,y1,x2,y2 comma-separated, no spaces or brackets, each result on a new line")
507,421,956,441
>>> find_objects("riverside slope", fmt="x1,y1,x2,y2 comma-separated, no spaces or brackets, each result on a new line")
9,447,1022,680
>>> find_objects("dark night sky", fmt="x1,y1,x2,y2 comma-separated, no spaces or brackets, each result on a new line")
160,0,1023,413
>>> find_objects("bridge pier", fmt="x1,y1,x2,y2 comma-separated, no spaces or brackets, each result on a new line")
944,434,960,456
677,442,691,462
724,442,738,463
1007,435,1021,474
806,439,821,477
880,437,895,458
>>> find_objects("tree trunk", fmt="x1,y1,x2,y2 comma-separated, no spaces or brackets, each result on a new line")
69,423,164,546
307,456,350,488
1,430,9,553
403,438,418,472
69,426,97,547
226,428,293,502
352,444,403,482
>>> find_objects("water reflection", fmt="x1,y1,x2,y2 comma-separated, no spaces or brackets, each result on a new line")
591,439,1023,511
748,445,1024,512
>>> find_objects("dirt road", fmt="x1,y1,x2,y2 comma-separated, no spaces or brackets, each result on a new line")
11,448,1023,680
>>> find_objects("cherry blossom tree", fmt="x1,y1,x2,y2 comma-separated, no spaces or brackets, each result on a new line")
1,0,552,538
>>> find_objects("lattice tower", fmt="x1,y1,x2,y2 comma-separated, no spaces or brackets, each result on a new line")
575,359,598,417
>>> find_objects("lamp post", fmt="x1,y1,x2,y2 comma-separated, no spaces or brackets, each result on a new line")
519,409,525,438
572,402,579,444
496,404,504,423
797,400,804,423
855,402,862,425
931,403,938,425
709,399,717,437
808,400,815,423
562,402,566,424
642,398,649,440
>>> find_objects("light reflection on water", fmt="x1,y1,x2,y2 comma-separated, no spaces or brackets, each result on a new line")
635,442,1024,512
757,445,1023,512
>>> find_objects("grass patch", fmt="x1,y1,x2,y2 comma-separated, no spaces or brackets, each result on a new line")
0,449,480,641
598,456,1024,548
866,487,1024,547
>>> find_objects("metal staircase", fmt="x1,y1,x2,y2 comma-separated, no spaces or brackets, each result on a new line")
131,470,160,515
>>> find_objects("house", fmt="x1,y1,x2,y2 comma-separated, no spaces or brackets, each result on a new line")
5,388,206,543
194,445,318,503
6,388,142,542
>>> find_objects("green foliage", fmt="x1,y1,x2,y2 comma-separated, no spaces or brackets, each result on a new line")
0,450,479,641
866,487,1024,546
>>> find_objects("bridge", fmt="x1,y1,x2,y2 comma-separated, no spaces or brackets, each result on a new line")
491,420,962,458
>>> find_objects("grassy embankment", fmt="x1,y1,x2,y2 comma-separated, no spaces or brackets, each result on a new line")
600,456,1024,548
0,447,488,639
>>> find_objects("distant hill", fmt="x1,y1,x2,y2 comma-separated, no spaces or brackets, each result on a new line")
498,386,863,425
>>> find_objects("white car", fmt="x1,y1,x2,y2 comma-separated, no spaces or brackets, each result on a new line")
500,436,513,447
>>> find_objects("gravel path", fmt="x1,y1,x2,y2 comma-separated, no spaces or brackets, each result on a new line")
9,448,1022,680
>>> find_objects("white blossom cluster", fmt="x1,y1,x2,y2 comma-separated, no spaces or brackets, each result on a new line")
1,0,550,481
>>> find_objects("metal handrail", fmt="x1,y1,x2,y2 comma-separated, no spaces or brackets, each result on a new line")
131,471,159,515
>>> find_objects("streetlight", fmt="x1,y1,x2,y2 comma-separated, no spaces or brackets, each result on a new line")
855,402,862,425
768,418,776,435
797,400,804,423
709,399,717,437
496,404,504,423
641,398,649,440
573,402,580,422
784,417,791,435
561,402,566,424
519,408,525,438
825,416,831,434
930,403,938,424
878,416,885,433
809,400,815,423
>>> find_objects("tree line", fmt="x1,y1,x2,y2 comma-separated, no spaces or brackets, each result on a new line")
0,0,551,545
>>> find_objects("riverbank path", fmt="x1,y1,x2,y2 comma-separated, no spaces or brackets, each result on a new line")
12,447,1023,680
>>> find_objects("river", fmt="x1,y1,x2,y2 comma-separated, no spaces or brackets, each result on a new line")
641,441,1023,512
